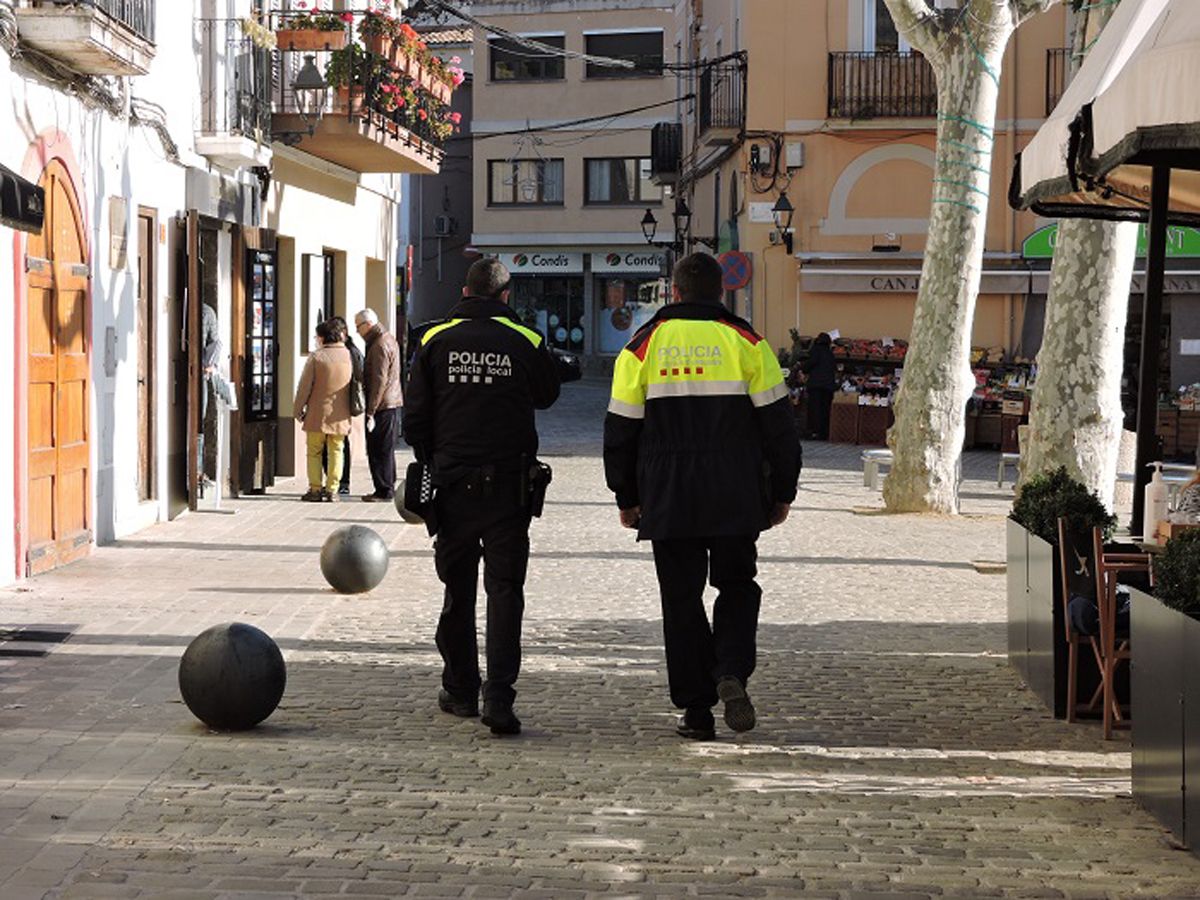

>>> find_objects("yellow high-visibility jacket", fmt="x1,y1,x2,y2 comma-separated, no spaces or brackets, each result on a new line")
603,301,801,540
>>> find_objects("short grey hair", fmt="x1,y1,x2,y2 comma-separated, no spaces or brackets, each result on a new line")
354,308,379,327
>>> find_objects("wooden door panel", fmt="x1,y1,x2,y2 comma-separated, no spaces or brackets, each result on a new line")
28,475,55,546
27,159,92,575
58,469,87,535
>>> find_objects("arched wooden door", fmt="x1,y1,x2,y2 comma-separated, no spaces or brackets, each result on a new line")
26,160,91,575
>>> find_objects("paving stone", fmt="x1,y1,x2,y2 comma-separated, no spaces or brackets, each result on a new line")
0,382,1197,899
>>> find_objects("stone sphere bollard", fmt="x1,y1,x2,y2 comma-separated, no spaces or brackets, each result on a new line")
319,525,389,593
178,623,287,730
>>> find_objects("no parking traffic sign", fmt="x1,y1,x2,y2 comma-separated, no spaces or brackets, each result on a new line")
719,251,752,292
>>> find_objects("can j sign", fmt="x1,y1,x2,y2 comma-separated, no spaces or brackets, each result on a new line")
1022,223,1200,259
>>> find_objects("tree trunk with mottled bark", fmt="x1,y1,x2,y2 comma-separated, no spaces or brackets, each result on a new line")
1017,1,1135,509
881,0,1056,514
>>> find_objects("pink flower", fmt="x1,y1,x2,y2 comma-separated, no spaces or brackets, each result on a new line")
450,56,461,64
417,109,427,120
448,112,461,124
395,97,405,107
452,72,465,86
340,11,353,21
295,0,307,7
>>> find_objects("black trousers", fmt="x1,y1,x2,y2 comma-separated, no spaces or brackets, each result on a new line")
651,535,762,711
366,406,400,498
433,475,530,707
321,436,351,491
807,387,833,441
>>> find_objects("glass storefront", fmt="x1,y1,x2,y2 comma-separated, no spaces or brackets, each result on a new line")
596,275,667,354
510,276,586,352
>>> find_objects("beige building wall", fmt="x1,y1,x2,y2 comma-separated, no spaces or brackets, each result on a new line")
265,154,401,476
679,0,1071,356
470,0,675,365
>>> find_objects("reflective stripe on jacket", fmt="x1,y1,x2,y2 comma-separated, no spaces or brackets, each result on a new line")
603,301,801,540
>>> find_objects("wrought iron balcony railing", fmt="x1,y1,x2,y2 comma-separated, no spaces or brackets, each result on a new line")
699,55,746,135
1046,47,1070,116
27,0,155,44
197,20,271,141
649,121,681,184
827,51,936,119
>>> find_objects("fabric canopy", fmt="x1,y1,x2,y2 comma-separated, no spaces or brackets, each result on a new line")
1012,0,1200,224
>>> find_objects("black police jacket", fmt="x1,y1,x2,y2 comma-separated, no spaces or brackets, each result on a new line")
603,302,802,540
403,297,561,476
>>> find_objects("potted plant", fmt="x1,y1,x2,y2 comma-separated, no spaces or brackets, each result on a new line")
1132,530,1200,856
275,3,351,52
1009,467,1117,717
358,9,398,61
395,23,425,79
324,44,374,115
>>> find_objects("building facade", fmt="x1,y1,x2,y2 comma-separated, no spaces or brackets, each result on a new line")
468,0,675,370
663,0,1074,361
0,0,451,583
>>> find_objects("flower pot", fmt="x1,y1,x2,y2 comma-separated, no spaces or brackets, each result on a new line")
1131,587,1200,856
398,54,420,78
335,86,364,117
431,79,452,104
362,34,393,60
275,28,347,52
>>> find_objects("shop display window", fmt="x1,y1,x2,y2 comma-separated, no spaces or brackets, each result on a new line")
597,276,665,354
511,276,585,352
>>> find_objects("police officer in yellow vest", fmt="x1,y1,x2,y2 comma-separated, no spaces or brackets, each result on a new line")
404,258,561,736
604,253,801,741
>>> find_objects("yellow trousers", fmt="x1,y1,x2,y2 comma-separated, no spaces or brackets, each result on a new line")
306,432,344,492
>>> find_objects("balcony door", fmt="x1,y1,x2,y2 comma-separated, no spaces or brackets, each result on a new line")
26,160,92,575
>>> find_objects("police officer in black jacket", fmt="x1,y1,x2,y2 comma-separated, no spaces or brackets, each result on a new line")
404,258,561,735
604,253,802,741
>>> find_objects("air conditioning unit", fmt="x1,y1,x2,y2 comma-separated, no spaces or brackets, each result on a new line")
434,215,457,237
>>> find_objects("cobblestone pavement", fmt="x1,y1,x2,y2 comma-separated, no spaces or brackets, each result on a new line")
2,381,1198,899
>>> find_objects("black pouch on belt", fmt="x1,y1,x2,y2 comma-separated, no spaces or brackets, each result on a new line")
526,460,553,518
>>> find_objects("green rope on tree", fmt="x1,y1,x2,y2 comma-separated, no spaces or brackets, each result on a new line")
941,158,991,177
933,197,983,214
964,27,1000,88
934,178,989,199
944,139,988,156
938,114,994,140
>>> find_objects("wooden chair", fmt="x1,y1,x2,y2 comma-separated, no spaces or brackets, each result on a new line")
1092,528,1150,740
1056,519,1150,737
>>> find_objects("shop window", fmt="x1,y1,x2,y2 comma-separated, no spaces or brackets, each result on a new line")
489,35,565,81
511,277,585,352
488,159,565,206
585,158,662,206
584,31,664,78
597,276,666,354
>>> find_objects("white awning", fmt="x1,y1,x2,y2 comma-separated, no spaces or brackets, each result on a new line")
1013,0,1200,224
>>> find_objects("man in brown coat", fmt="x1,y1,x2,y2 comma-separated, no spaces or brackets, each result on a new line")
355,308,404,502
294,318,354,502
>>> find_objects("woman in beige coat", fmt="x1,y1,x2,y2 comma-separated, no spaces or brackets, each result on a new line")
294,318,354,501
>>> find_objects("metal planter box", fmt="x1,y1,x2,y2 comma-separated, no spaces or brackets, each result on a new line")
1131,588,1200,854
1007,517,1031,686
1026,529,1066,716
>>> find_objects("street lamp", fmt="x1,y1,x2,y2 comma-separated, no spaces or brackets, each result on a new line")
641,208,660,244
772,190,795,254
292,55,329,136
671,196,691,242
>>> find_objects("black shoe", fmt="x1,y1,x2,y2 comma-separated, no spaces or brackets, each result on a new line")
437,689,479,718
300,489,323,502
481,701,521,735
717,676,756,733
676,708,716,741
338,485,351,496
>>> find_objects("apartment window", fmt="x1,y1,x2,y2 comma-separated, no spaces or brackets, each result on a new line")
489,35,565,81
865,0,908,52
584,31,664,78
585,158,661,205
489,159,565,206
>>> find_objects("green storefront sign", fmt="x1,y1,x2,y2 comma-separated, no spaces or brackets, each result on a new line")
1022,223,1200,259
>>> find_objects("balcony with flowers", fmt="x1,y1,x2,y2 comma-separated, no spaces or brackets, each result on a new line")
269,4,464,175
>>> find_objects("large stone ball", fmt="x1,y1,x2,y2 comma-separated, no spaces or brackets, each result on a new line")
320,525,389,593
394,480,425,525
178,623,286,730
